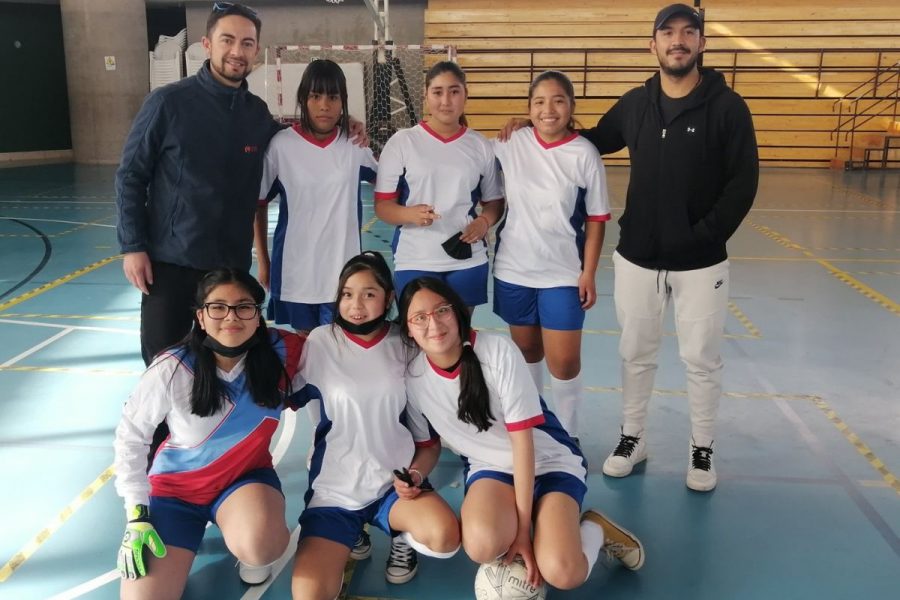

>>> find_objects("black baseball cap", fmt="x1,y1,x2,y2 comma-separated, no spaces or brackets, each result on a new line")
653,3,703,34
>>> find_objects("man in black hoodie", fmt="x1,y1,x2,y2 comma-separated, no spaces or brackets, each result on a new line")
581,4,759,491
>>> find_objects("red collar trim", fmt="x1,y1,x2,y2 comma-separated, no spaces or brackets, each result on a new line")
426,330,477,379
341,323,389,349
292,123,339,148
420,120,467,143
533,127,578,149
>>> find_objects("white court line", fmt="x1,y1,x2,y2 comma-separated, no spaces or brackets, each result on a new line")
1,328,73,367
0,216,116,228
50,407,301,598
0,318,138,335
239,525,302,600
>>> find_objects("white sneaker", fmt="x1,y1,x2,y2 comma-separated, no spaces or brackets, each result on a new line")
384,536,418,584
602,429,647,477
238,561,272,585
686,440,717,492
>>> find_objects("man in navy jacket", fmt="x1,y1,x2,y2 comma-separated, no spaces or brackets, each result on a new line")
582,4,758,492
116,3,280,365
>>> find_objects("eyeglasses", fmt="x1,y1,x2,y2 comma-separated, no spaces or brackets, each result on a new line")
203,302,261,320
407,304,455,329
212,2,257,17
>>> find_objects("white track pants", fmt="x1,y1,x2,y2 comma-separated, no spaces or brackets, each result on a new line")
613,251,729,445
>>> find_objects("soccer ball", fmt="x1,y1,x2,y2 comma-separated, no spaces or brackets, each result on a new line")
473,557,547,600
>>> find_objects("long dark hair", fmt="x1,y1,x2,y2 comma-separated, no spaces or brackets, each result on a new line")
398,277,493,431
185,268,291,417
425,61,469,128
528,70,578,131
297,59,350,138
331,251,395,321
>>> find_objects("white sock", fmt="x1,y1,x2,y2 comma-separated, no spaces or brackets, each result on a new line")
579,519,605,580
550,373,582,437
526,360,545,393
400,531,459,559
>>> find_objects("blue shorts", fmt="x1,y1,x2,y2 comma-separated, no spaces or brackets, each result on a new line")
465,470,587,509
493,279,585,331
298,489,400,549
268,298,335,332
148,468,282,553
395,262,489,308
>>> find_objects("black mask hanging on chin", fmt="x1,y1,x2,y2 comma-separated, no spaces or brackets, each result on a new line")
334,313,388,336
202,333,260,358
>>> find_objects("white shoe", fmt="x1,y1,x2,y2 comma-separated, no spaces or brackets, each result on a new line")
581,509,645,570
238,561,272,585
686,440,717,492
602,429,647,477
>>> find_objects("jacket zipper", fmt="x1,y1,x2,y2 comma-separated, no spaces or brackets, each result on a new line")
661,128,667,139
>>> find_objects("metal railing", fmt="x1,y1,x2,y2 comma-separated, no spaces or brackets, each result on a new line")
831,59,900,163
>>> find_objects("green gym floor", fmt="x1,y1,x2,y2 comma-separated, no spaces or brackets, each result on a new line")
0,163,897,599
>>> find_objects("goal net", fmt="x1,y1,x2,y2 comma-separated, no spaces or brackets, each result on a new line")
249,44,455,154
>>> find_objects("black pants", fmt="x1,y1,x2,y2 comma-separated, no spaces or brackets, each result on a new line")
140,261,207,464
140,261,208,366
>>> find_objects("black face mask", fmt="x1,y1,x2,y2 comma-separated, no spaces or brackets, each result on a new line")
202,333,260,358
442,231,472,260
334,313,387,336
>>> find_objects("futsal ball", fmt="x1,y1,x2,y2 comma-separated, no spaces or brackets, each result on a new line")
473,557,547,600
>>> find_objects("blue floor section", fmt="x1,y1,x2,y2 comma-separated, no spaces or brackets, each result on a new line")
0,164,898,599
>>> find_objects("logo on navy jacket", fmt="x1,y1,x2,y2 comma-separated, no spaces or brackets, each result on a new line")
243,145,259,154
686,126,697,134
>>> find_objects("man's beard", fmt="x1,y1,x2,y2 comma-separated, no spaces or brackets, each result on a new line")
658,50,699,79
212,58,248,83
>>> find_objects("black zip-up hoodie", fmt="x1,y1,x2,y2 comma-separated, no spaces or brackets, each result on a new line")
116,61,282,271
582,68,758,271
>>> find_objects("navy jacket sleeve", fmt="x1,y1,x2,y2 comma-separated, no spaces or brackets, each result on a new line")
693,96,759,244
580,95,628,156
115,93,166,254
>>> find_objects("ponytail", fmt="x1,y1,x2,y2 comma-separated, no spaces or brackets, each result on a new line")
457,340,493,432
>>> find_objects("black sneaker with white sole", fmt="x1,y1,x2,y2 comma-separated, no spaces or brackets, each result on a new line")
349,530,372,561
385,536,418,584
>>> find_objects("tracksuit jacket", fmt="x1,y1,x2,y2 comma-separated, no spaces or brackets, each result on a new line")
582,67,759,271
115,61,282,271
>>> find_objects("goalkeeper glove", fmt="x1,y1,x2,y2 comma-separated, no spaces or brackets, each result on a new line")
117,504,166,579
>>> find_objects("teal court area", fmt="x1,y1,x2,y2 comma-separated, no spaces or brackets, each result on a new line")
0,164,897,599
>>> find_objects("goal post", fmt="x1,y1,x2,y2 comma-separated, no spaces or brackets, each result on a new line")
262,43,456,154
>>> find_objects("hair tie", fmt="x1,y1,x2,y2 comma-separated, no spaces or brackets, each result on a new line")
463,340,472,348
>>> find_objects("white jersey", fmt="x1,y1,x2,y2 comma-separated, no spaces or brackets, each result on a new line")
298,323,435,510
404,332,585,481
374,123,504,271
492,128,611,288
260,125,377,303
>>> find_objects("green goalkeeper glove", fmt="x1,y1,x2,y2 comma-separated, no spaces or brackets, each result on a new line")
117,504,166,579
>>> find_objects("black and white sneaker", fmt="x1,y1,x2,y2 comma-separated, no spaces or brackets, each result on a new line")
602,428,648,477
349,530,372,561
384,536,418,584
686,440,716,492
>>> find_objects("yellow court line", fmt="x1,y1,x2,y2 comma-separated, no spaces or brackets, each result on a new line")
810,397,900,497
0,313,140,322
585,385,899,495
727,301,761,338
730,256,900,263
747,222,900,317
0,466,115,582
0,255,122,313
361,216,378,233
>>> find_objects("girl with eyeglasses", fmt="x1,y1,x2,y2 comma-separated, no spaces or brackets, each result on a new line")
398,277,645,592
290,252,459,599
113,268,306,597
